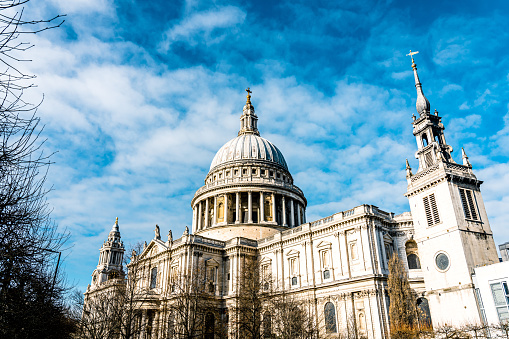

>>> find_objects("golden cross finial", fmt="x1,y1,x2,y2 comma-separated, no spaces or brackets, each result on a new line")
115,217,118,224
245,87,252,104
406,50,419,63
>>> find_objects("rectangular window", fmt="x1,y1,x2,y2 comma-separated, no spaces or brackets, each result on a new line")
350,242,358,261
423,193,440,226
150,267,158,289
491,282,509,322
459,188,479,221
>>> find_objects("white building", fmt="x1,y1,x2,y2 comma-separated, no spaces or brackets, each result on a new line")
85,57,501,338
473,262,509,326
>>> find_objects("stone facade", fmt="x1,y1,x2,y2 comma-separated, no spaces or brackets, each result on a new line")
85,62,500,338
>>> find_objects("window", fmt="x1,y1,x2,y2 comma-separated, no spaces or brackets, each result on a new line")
423,193,440,226
226,171,230,177
435,252,450,271
405,241,421,269
350,241,359,261
491,282,509,322
475,289,487,325
407,254,421,270
263,312,272,338
218,173,222,179
321,250,331,279
422,133,428,146
234,169,238,176
289,257,298,285
269,170,274,177
252,169,257,175
243,169,247,175
459,188,479,220
150,267,158,289
324,302,337,333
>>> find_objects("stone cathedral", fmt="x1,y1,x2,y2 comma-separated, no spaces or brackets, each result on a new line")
85,57,500,338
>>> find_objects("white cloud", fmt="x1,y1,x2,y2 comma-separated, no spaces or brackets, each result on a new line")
160,6,246,50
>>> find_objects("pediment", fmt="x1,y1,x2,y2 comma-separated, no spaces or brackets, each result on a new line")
260,256,272,264
205,258,220,267
286,249,300,257
316,240,332,249
138,240,167,260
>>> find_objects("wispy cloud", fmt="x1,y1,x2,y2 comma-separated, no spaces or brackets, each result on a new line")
160,6,246,50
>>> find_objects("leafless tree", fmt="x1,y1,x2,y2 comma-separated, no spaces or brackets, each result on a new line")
0,0,69,337
231,256,320,339
165,265,221,339
74,243,149,339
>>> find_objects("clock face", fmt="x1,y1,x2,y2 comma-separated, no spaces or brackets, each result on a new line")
435,253,450,271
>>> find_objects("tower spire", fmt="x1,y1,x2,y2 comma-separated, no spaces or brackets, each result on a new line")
407,50,430,116
238,87,260,136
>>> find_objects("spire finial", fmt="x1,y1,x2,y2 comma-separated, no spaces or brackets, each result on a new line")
115,217,118,224
245,87,252,104
407,49,430,116
406,50,419,65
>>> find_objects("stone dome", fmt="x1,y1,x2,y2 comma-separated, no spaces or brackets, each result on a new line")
209,134,288,172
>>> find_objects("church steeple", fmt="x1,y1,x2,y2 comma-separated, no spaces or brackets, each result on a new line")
407,52,453,172
90,217,125,288
238,87,260,136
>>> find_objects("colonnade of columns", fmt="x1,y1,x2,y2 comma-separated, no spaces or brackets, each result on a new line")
193,191,306,232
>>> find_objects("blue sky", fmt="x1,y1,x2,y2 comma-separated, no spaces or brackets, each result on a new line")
20,0,509,291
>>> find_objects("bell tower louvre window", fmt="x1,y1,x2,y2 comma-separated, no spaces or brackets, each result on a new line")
459,188,479,221
423,193,440,226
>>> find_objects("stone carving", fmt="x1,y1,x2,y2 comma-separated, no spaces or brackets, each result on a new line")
154,224,161,240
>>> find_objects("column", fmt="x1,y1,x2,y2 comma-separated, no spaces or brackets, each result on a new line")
271,193,276,223
139,310,147,339
235,192,240,224
192,205,196,231
152,311,160,339
282,196,287,226
205,198,209,228
296,203,301,226
290,198,295,227
260,192,265,222
198,201,202,231
213,195,217,226
248,191,253,223
224,193,229,224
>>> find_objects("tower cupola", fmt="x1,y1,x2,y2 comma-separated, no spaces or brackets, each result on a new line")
407,51,454,173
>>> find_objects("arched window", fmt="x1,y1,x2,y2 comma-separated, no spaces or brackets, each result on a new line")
417,297,432,326
324,302,337,333
407,254,421,269
422,133,428,146
405,240,421,269
204,313,215,339
150,267,157,288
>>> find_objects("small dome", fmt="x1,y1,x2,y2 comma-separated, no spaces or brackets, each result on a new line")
210,134,288,171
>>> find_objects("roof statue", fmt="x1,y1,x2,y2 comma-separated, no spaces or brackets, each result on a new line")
168,230,172,243
154,224,161,240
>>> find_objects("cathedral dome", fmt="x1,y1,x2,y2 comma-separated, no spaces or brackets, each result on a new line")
209,134,288,172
